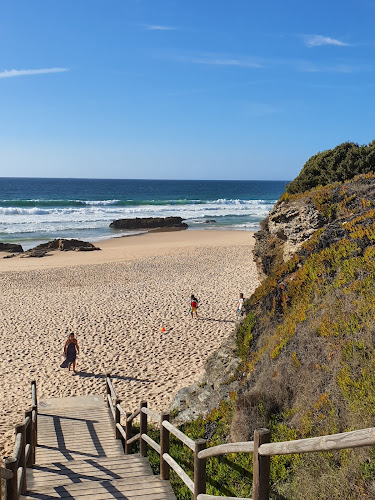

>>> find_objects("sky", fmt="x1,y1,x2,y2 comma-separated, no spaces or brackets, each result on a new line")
0,0,374,180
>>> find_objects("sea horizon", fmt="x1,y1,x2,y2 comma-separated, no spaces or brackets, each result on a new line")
0,177,287,249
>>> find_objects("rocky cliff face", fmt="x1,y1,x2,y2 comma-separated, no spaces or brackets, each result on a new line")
253,199,326,280
171,334,240,424
170,173,375,499
254,173,375,279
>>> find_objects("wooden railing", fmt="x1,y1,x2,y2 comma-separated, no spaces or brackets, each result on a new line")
106,373,206,499
2,381,37,500
106,374,375,500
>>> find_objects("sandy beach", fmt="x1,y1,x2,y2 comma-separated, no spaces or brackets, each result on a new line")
0,230,258,457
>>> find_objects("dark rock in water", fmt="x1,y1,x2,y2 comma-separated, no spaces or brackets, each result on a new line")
31,239,101,252
110,216,188,230
204,219,217,223
0,242,23,253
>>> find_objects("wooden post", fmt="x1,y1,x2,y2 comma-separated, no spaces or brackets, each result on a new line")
31,380,37,440
31,380,37,410
15,423,27,494
253,428,270,500
4,457,17,500
32,406,37,448
125,412,132,455
106,373,111,407
25,408,34,466
139,401,148,457
160,412,170,480
115,399,122,440
194,438,207,500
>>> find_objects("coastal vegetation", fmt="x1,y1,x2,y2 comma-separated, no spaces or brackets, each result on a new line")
170,146,375,498
286,140,375,194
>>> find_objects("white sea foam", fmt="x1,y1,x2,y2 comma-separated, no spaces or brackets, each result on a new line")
81,200,120,206
0,198,276,237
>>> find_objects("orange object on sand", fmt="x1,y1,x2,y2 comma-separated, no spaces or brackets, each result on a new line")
161,327,166,332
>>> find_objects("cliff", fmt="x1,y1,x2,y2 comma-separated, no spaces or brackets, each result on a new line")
171,173,375,499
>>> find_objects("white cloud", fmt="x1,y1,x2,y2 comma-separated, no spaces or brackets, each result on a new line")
192,57,261,68
304,35,350,47
298,61,361,73
0,68,69,78
179,53,262,68
145,25,177,31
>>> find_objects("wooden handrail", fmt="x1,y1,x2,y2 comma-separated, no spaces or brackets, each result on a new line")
163,453,194,493
17,468,24,497
141,406,161,423
127,432,141,445
258,426,375,456
162,420,195,451
141,433,161,454
106,376,117,401
25,444,31,464
116,403,127,418
12,433,23,462
107,394,115,420
198,441,254,459
116,423,127,441
127,408,141,423
104,373,375,500
4,382,37,500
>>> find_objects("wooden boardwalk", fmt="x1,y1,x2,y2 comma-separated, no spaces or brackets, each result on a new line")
21,395,176,500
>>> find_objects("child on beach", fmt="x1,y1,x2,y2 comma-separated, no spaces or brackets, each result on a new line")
236,293,245,321
190,294,199,318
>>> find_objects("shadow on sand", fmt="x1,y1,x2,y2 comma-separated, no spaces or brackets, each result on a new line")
76,372,153,383
199,317,235,324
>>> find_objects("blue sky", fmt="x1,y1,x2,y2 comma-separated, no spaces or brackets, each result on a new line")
0,0,374,180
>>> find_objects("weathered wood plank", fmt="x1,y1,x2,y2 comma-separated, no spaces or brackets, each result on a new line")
162,421,195,451
198,441,254,459
163,453,194,492
258,427,375,456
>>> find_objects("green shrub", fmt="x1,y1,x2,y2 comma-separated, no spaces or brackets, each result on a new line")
286,141,375,194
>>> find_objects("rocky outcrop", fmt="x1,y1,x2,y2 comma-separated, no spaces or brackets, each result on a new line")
110,217,188,230
31,239,100,252
254,175,375,280
21,249,50,258
254,199,326,280
0,242,23,253
171,334,240,424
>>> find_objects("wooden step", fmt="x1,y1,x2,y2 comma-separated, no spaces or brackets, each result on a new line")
21,476,177,499
22,395,176,500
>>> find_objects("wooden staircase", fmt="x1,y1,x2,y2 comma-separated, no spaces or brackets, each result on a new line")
21,395,176,500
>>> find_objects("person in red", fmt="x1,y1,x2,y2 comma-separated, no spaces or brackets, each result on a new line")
190,294,199,319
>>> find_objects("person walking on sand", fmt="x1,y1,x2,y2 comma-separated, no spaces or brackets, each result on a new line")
60,333,80,373
190,294,199,319
236,293,245,322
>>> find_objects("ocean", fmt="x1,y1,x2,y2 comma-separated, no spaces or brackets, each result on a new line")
0,178,287,249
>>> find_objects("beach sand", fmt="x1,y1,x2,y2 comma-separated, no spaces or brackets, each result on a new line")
0,230,259,457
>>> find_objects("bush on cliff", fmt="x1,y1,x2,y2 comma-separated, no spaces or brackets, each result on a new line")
286,140,375,194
